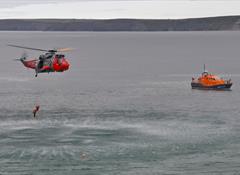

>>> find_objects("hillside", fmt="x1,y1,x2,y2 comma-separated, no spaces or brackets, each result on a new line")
0,16,240,31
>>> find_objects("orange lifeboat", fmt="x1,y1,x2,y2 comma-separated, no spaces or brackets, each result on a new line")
191,65,232,90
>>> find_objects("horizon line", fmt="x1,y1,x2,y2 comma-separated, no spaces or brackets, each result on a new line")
0,15,239,21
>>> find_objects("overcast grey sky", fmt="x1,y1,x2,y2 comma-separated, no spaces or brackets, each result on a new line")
0,0,239,19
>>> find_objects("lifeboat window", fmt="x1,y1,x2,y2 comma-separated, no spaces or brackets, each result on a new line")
202,72,208,76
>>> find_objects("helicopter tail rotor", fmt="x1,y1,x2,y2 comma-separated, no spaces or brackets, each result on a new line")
13,52,28,61
21,51,28,60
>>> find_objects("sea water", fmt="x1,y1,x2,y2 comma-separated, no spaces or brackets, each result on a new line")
0,31,240,174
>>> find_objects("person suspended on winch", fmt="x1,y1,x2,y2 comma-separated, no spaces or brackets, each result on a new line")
33,105,40,118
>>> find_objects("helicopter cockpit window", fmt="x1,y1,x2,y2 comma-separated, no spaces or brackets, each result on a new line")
57,58,62,65
56,54,65,58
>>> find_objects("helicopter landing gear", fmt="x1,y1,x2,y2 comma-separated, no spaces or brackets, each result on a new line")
35,68,38,77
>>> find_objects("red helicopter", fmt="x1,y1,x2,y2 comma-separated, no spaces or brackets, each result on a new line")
9,44,72,77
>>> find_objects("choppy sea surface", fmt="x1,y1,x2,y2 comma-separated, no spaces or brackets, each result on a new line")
0,31,240,174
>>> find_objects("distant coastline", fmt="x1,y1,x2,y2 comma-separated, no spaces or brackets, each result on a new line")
0,16,240,31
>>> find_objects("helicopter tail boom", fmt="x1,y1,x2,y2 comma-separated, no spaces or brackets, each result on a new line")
16,58,37,69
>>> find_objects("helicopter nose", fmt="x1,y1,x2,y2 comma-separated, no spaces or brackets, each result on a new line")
62,59,70,71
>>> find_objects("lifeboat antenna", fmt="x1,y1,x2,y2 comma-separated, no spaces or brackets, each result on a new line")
203,64,208,73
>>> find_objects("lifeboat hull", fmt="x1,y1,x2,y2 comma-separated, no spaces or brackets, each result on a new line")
191,82,232,90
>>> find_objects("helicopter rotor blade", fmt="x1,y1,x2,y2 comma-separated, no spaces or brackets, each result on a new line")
56,48,74,52
8,44,48,52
